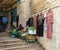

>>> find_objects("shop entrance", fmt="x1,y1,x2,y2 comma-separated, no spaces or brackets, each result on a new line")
0,0,17,32
11,7,17,22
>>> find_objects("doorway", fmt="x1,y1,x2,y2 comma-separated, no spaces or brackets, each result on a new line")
10,7,17,28
11,7,17,22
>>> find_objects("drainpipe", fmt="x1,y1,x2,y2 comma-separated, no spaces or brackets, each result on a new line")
29,0,32,17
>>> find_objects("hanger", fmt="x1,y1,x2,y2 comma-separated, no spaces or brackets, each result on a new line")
31,6,60,17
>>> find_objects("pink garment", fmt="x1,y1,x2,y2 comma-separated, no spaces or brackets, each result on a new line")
46,9,53,38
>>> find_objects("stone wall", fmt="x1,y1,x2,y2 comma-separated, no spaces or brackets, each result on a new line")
37,5,60,50
17,0,30,27
53,7,60,50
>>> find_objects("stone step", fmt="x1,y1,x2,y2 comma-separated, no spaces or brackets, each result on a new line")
0,36,9,38
0,33,10,37
0,32,9,34
0,42,27,48
0,41,38,46
0,32,44,50
0,41,25,45
0,42,40,48
0,43,25,48
0,38,25,45
0,37,22,41
3,47,42,50
19,47,43,50
0,43,40,50
0,42,26,46
0,36,10,39
0,33,9,36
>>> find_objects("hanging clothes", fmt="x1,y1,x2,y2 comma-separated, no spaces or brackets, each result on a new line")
26,20,29,26
37,13,44,36
27,17,34,27
16,15,19,28
34,15,37,29
10,12,13,27
46,9,53,38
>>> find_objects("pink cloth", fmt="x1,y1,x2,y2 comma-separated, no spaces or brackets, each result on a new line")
46,9,53,38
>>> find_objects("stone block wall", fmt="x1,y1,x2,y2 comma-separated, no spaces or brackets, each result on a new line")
17,0,30,27
37,7,60,50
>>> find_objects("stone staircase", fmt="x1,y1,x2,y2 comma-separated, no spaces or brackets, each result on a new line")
0,32,44,50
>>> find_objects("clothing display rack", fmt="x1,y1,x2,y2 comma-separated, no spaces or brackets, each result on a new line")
31,6,60,17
